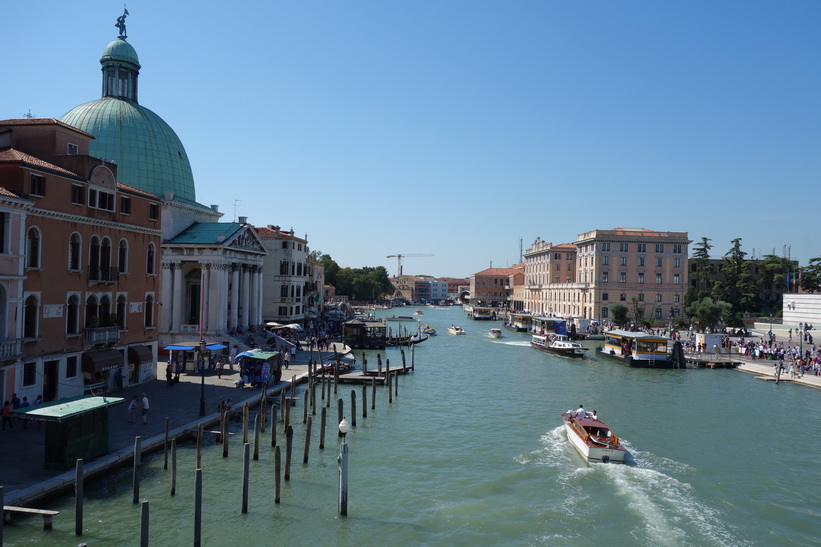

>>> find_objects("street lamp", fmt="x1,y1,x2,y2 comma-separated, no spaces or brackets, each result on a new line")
338,418,350,516
199,339,206,417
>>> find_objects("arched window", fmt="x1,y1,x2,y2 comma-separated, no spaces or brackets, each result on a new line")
117,295,126,329
100,237,112,281
68,233,82,271
118,239,128,274
144,294,154,327
100,295,111,324
66,294,79,334
89,236,100,280
146,243,156,275
0,285,7,338
23,295,38,338
85,295,99,327
26,227,40,268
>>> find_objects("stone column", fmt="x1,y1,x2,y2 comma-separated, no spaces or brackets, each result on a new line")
160,261,173,333
172,262,183,333
248,266,258,327
218,264,230,333
241,265,250,328
256,266,264,325
230,265,240,330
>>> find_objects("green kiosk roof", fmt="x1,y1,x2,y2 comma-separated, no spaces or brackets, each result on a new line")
12,395,124,423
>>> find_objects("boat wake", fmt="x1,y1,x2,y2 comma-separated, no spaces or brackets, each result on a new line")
498,340,530,347
517,426,746,546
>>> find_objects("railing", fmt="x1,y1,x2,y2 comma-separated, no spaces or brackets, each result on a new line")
181,324,200,334
0,338,23,360
84,326,120,344
89,266,119,283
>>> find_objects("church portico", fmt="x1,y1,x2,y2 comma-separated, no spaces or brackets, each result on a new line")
159,224,265,345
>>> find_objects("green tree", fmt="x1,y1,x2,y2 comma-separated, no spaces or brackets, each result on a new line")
801,258,821,293
319,254,340,287
610,303,629,327
630,297,646,324
685,297,732,331
715,238,758,325
686,237,713,307
332,265,394,301
758,254,795,311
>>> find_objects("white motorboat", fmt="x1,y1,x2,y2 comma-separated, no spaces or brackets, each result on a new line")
489,328,502,338
448,325,466,335
560,412,626,464
531,334,588,358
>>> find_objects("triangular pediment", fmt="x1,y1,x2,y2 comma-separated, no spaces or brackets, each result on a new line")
226,226,266,254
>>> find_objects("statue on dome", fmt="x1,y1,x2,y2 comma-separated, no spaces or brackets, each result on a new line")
115,8,129,39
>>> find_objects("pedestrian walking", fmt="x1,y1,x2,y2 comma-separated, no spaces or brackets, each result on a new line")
141,393,150,424
1,400,14,431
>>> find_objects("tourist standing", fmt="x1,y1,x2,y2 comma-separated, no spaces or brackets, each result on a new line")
140,393,150,424
128,395,138,423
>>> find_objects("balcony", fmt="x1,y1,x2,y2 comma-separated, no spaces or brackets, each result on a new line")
0,338,23,361
526,284,543,290
84,326,121,345
89,266,120,284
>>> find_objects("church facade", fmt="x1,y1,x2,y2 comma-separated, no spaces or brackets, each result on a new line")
59,13,266,351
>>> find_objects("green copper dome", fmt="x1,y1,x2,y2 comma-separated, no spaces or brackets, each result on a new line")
61,98,196,201
58,31,196,202
101,38,140,66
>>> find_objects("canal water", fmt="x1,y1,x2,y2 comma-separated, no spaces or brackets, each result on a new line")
5,306,820,545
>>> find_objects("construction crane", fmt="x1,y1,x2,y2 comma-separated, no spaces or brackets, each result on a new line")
386,253,434,276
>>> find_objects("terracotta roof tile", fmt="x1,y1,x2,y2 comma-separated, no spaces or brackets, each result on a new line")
0,118,95,139
0,148,80,178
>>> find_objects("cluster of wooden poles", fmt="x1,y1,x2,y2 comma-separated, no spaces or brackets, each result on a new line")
66,353,408,547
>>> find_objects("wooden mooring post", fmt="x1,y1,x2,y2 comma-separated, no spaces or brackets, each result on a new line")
303,416,312,464
320,407,327,449
171,439,177,496
75,458,83,536
132,436,142,504
284,426,294,480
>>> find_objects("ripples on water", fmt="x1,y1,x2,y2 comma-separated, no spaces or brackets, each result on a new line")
4,306,819,545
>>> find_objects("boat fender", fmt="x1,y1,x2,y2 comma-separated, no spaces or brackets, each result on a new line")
601,455,610,464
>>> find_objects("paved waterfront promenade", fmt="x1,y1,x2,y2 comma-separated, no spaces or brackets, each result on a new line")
0,343,348,507
733,355,821,389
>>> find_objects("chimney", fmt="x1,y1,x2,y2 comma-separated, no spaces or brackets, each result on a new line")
238,216,248,225
211,204,219,212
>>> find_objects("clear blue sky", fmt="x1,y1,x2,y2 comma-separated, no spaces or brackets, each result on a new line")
4,1,819,277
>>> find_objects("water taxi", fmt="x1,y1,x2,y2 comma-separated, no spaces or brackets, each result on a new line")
448,325,467,335
489,328,502,338
530,333,588,358
504,313,532,332
468,307,495,320
595,330,673,368
561,411,626,464
530,316,568,335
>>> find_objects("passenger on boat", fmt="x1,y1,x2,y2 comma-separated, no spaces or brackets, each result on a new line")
591,410,598,420
574,404,586,419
